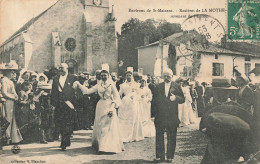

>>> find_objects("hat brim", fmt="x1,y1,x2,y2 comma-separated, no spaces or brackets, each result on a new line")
37,84,52,90
2,68,18,71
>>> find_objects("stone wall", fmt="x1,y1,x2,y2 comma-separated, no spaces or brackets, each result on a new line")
1,0,118,74
84,2,118,74
138,45,158,75
26,0,85,72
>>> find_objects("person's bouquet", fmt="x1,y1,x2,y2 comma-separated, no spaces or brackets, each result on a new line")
127,92,135,101
107,111,113,118
106,104,116,118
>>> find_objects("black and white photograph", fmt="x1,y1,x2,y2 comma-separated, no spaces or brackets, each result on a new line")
0,0,260,163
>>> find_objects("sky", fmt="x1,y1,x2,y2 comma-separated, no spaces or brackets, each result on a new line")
0,0,227,45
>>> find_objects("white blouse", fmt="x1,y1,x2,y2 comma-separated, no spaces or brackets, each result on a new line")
1,77,17,100
83,81,121,108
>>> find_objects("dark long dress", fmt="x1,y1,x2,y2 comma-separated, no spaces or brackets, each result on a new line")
148,83,157,118
16,90,37,142
236,85,260,154
88,80,100,127
195,86,205,117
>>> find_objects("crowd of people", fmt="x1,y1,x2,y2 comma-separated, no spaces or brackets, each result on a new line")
0,61,203,149
0,63,154,150
0,64,59,147
1,61,259,163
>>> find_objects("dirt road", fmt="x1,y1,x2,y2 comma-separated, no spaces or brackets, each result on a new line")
1,122,208,164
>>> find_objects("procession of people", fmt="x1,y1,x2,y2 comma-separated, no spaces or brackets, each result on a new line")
1,61,260,163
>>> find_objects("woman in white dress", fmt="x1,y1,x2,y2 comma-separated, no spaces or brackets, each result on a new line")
139,79,155,137
74,70,124,153
118,71,144,142
1,66,23,144
179,80,196,126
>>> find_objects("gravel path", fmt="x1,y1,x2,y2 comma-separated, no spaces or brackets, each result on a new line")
1,120,208,164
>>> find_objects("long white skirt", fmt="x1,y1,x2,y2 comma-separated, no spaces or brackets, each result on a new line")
5,100,23,143
139,100,155,137
92,99,124,153
118,96,144,142
179,100,196,126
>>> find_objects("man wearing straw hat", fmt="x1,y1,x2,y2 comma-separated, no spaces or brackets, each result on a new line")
0,61,23,146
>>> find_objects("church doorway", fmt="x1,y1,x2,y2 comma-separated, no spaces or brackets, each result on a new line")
66,59,78,74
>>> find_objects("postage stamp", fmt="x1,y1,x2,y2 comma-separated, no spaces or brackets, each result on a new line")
227,0,260,40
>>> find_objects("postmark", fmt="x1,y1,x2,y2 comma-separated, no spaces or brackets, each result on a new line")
176,14,226,80
227,0,260,40
179,14,226,55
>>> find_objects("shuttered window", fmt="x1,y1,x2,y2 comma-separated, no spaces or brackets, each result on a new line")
213,63,224,76
255,64,260,76
245,63,251,76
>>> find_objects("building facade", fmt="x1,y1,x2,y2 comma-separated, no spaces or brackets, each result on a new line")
176,50,260,84
137,32,260,83
0,0,118,74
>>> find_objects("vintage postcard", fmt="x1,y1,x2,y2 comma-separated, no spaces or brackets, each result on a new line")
0,0,259,163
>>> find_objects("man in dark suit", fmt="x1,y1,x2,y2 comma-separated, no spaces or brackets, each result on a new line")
153,69,185,163
88,70,101,129
149,75,157,118
195,81,205,117
50,63,76,151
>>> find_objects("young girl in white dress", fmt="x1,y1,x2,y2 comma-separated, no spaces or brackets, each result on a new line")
139,79,155,137
179,80,196,126
118,71,144,142
74,70,124,153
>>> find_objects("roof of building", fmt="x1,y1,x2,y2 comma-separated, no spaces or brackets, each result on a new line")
224,41,260,56
136,32,184,49
0,0,60,48
187,44,259,57
137,30,260,57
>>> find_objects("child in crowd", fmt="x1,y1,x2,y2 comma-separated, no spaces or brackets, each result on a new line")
16,82,35,143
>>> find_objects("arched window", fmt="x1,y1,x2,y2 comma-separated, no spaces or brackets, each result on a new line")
65,38,76,52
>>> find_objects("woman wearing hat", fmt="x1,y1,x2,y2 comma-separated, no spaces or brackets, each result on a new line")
235,74,260,157
16,69,31,93
235,75,255,114
1,62,23,144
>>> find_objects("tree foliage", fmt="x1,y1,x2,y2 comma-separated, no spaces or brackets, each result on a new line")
118,18,182,75
191,52,201,81
156,21,183,40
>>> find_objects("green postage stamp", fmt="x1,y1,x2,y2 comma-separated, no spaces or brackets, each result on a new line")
227,0,260,40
